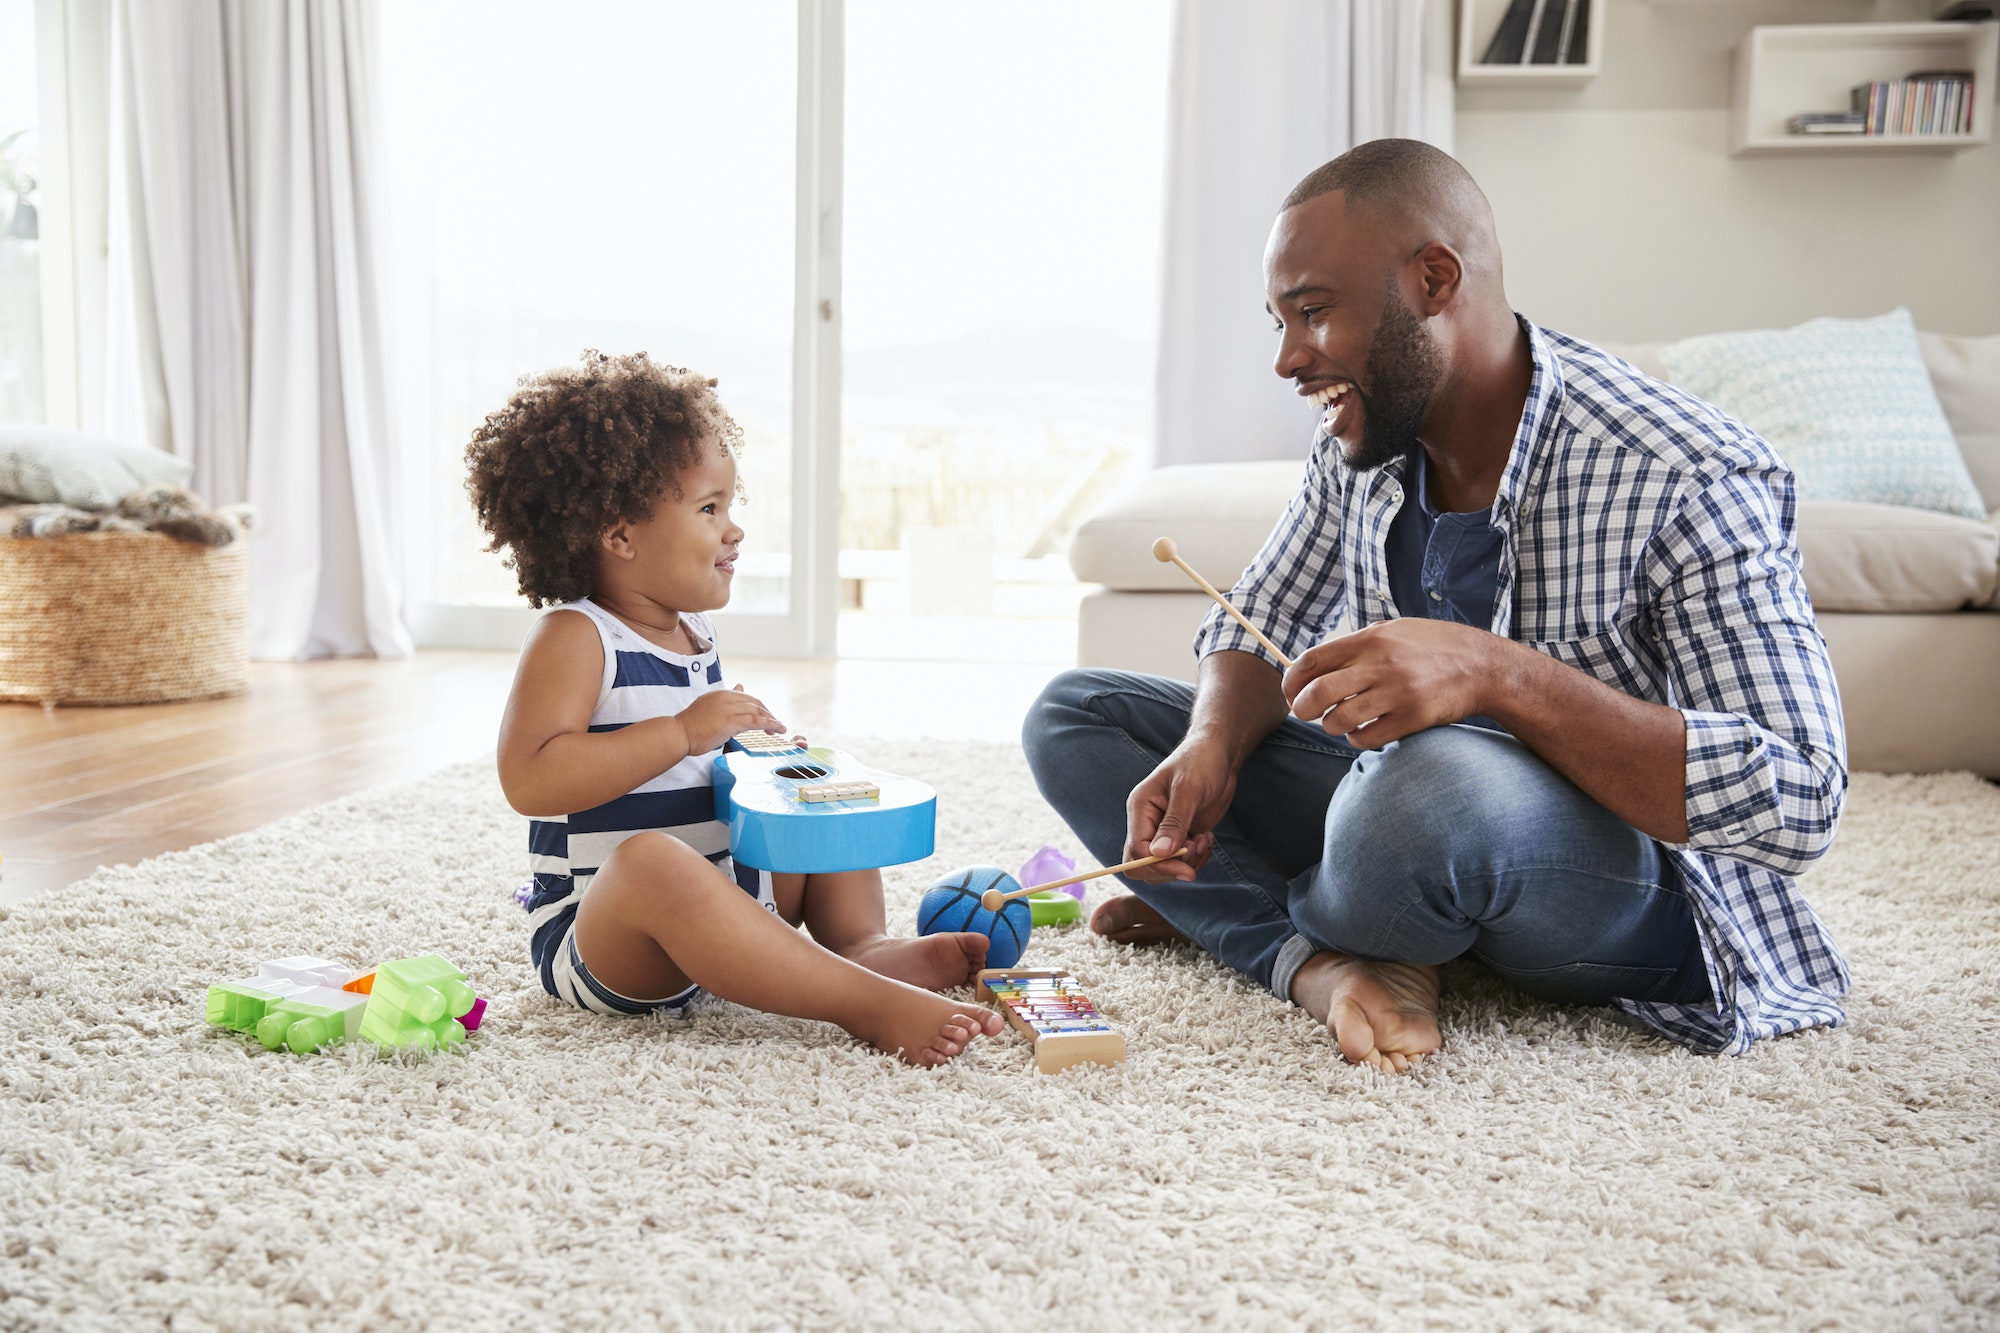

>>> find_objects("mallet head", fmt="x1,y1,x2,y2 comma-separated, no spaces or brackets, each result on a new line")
980,888,1004,911
1151,536,1178,563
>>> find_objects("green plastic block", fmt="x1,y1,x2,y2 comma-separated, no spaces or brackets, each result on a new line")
254,998,347,1054
205,978,304,1032
1027,892,1083,927
360,954,476,1050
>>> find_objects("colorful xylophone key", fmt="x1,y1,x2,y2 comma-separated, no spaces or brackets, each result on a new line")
974,968,1126,1074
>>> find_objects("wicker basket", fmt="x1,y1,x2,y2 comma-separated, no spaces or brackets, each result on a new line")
0,531,249,705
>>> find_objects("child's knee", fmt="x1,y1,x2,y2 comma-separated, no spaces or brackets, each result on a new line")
602,831,708,886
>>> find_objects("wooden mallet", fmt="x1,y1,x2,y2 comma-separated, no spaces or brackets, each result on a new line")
1154,534,1359,730
979,847,1192,910
1151,536,1294,669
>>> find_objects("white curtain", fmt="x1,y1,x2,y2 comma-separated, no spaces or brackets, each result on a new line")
101,0,409,659
1154,0,1450,468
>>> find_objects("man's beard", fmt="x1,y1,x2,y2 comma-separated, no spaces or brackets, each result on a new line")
1337,291,1443,474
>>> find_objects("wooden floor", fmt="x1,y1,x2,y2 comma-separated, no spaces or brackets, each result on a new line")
0,651,1064,907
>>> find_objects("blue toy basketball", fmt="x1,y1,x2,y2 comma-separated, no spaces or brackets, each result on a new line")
917,865,1034,970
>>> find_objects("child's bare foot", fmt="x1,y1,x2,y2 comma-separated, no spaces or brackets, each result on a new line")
845,984,1005,1067
842,932,988,991
1289,952,1441,1073
1089,894,1190,945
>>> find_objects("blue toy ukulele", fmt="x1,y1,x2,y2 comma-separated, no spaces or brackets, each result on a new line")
712,732,936,874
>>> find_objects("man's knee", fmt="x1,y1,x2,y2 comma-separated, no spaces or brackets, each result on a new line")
1021,667,1180,771
1316,723,1637,916
1325,725,1552,856
1024,667,1108,738
1023,668,1099,776
1299,730,1529,958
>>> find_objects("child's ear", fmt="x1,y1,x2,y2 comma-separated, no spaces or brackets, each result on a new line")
600,521,637,561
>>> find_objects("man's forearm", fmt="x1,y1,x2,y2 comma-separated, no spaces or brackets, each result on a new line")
1188,650,1293,770
1484,639,1689,844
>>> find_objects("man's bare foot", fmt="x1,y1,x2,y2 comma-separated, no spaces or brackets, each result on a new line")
845,984,1005,1067
1288,951,1441,1073
1089,894,1191,945
842,933,987,991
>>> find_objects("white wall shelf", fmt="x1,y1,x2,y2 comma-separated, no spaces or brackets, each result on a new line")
1457,0,1604,88
1731,20,1998,155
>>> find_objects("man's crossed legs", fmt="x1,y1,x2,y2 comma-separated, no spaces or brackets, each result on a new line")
1022,669,1711,1068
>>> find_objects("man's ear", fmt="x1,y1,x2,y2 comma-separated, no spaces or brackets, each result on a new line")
1415,241,1464,316
600,521,636,562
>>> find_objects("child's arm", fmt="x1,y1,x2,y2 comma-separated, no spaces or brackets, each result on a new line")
496,610,784,818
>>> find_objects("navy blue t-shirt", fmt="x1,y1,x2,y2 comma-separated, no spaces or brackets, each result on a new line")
1383,450,1508,732
1384,450,1504,628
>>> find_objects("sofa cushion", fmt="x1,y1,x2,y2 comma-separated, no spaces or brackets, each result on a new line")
1656,309,1987,521
1916,330,2000,514
1593,340,1672,384
1069,461,1302,590
1795,501,1998,613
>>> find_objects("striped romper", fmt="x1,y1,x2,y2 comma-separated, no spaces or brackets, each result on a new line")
524,598,777,1016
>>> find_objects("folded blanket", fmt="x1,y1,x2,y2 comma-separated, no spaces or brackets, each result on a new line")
2,485,256,546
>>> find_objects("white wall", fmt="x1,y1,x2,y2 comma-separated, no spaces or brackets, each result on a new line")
1454,0,2000,342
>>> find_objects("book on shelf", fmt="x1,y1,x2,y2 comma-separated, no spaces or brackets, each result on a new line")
1481,0,1535,64
1787,113,1867,135
1482,0,1589,66
1562,0,1591,66
1847,71,1976,136
1517,0,1553,63
1529,0,1571,64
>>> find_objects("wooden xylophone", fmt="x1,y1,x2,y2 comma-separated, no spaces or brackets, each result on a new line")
975,968,1126,1074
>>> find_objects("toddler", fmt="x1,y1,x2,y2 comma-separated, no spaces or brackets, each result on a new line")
465,352,1000,1065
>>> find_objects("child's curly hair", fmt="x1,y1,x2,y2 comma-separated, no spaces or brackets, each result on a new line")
464,351,743,607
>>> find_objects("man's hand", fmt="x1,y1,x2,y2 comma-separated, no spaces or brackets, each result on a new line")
1282,619,1509,748
679,684,785,755
1123,742,1239,882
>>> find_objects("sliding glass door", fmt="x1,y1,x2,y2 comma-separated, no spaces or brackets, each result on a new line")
379,0,837,654
379,0,1166,659
838,2,1169,661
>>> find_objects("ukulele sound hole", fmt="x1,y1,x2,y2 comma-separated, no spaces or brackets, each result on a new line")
774,764,829,780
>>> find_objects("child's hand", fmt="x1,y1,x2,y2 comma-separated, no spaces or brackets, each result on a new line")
679,685,785,755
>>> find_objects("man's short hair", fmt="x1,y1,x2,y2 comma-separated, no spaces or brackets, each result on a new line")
1281,138,1470,215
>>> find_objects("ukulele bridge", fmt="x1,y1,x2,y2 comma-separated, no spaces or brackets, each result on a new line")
795,780,880,804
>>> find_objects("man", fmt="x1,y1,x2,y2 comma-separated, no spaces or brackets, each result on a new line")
1022,139,1848,1070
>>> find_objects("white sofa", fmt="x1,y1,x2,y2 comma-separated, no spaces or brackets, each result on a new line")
1070,331,2000,777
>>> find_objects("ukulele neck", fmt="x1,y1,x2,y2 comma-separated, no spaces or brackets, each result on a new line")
728,732,808,758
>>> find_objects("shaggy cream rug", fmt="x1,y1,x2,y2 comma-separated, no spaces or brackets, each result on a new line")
0,741,1995,1331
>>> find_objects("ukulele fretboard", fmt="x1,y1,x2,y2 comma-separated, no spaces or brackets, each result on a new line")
730,731,804,756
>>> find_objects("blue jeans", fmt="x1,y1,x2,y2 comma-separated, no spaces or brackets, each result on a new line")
1021,669,1710,1008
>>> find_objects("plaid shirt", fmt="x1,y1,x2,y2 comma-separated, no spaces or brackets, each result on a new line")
1194,320,1849,1055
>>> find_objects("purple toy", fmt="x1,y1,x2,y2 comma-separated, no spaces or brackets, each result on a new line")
462,996,488,1032
1019,845,1085,900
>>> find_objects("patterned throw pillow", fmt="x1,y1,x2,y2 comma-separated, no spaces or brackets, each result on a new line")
1658,308,1987,520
